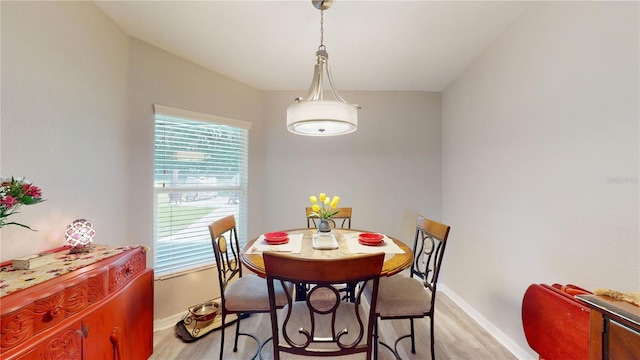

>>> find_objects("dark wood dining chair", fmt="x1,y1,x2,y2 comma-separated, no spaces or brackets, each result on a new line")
263,252,384,359
364,215,451,360
208,215,291,359
306,207,352,229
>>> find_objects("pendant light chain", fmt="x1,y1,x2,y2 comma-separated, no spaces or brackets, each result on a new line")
319,9,325,50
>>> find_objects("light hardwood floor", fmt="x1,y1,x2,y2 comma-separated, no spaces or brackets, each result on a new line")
150,293,518,360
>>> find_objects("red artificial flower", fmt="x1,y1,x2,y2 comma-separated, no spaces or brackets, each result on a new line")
0,195,18,208
23,184,42,198
0,177,45,230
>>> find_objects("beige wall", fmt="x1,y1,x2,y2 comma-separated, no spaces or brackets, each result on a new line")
442,2,639,357
1,1,130,255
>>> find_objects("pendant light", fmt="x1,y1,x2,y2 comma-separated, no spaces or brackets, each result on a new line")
287,0,360,136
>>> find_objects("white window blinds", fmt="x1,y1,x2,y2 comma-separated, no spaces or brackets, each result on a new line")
153,105,250,276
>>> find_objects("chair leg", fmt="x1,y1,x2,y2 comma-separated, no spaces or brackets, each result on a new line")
234,313,241,352
220,313,226,360
341,282,356,302
373,316,379,360
410,318,416,354
430,315,435,360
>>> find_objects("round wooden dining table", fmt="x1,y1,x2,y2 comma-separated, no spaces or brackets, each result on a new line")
240,228,413,278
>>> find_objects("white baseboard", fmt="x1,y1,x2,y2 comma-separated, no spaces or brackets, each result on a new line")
438,284,535,360
154,296,223,332
154,311,187,331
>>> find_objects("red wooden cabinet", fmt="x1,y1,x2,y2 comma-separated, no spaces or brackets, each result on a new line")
1,247,153,360
83,269,153,359
578,294,640,360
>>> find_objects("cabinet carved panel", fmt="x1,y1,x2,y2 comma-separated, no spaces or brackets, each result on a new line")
87,272,107,304
109,252,145,292
40,327,83,360
64,282,89,314
1,308,34,350
34,291,66,333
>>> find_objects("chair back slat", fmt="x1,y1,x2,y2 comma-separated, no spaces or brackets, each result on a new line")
410,216,451,296
208,215,242,292
417,215,450,241
306,207,352,229
264,252,383,359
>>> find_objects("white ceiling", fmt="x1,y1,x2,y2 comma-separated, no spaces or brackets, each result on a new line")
94,0,532,92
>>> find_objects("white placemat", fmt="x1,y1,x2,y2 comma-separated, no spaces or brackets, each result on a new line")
246,233,304,254
343,232,406,254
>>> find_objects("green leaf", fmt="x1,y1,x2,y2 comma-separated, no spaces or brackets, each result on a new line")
2,221,37,231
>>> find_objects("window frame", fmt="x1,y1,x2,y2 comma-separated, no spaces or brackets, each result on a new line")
152,105,251,277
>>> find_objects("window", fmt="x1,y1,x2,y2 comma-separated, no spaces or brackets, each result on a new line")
153,105,250,276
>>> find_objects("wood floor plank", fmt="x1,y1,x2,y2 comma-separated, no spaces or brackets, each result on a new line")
150,293,517,359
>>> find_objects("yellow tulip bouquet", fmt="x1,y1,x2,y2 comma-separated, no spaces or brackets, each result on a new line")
308,193,340,219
